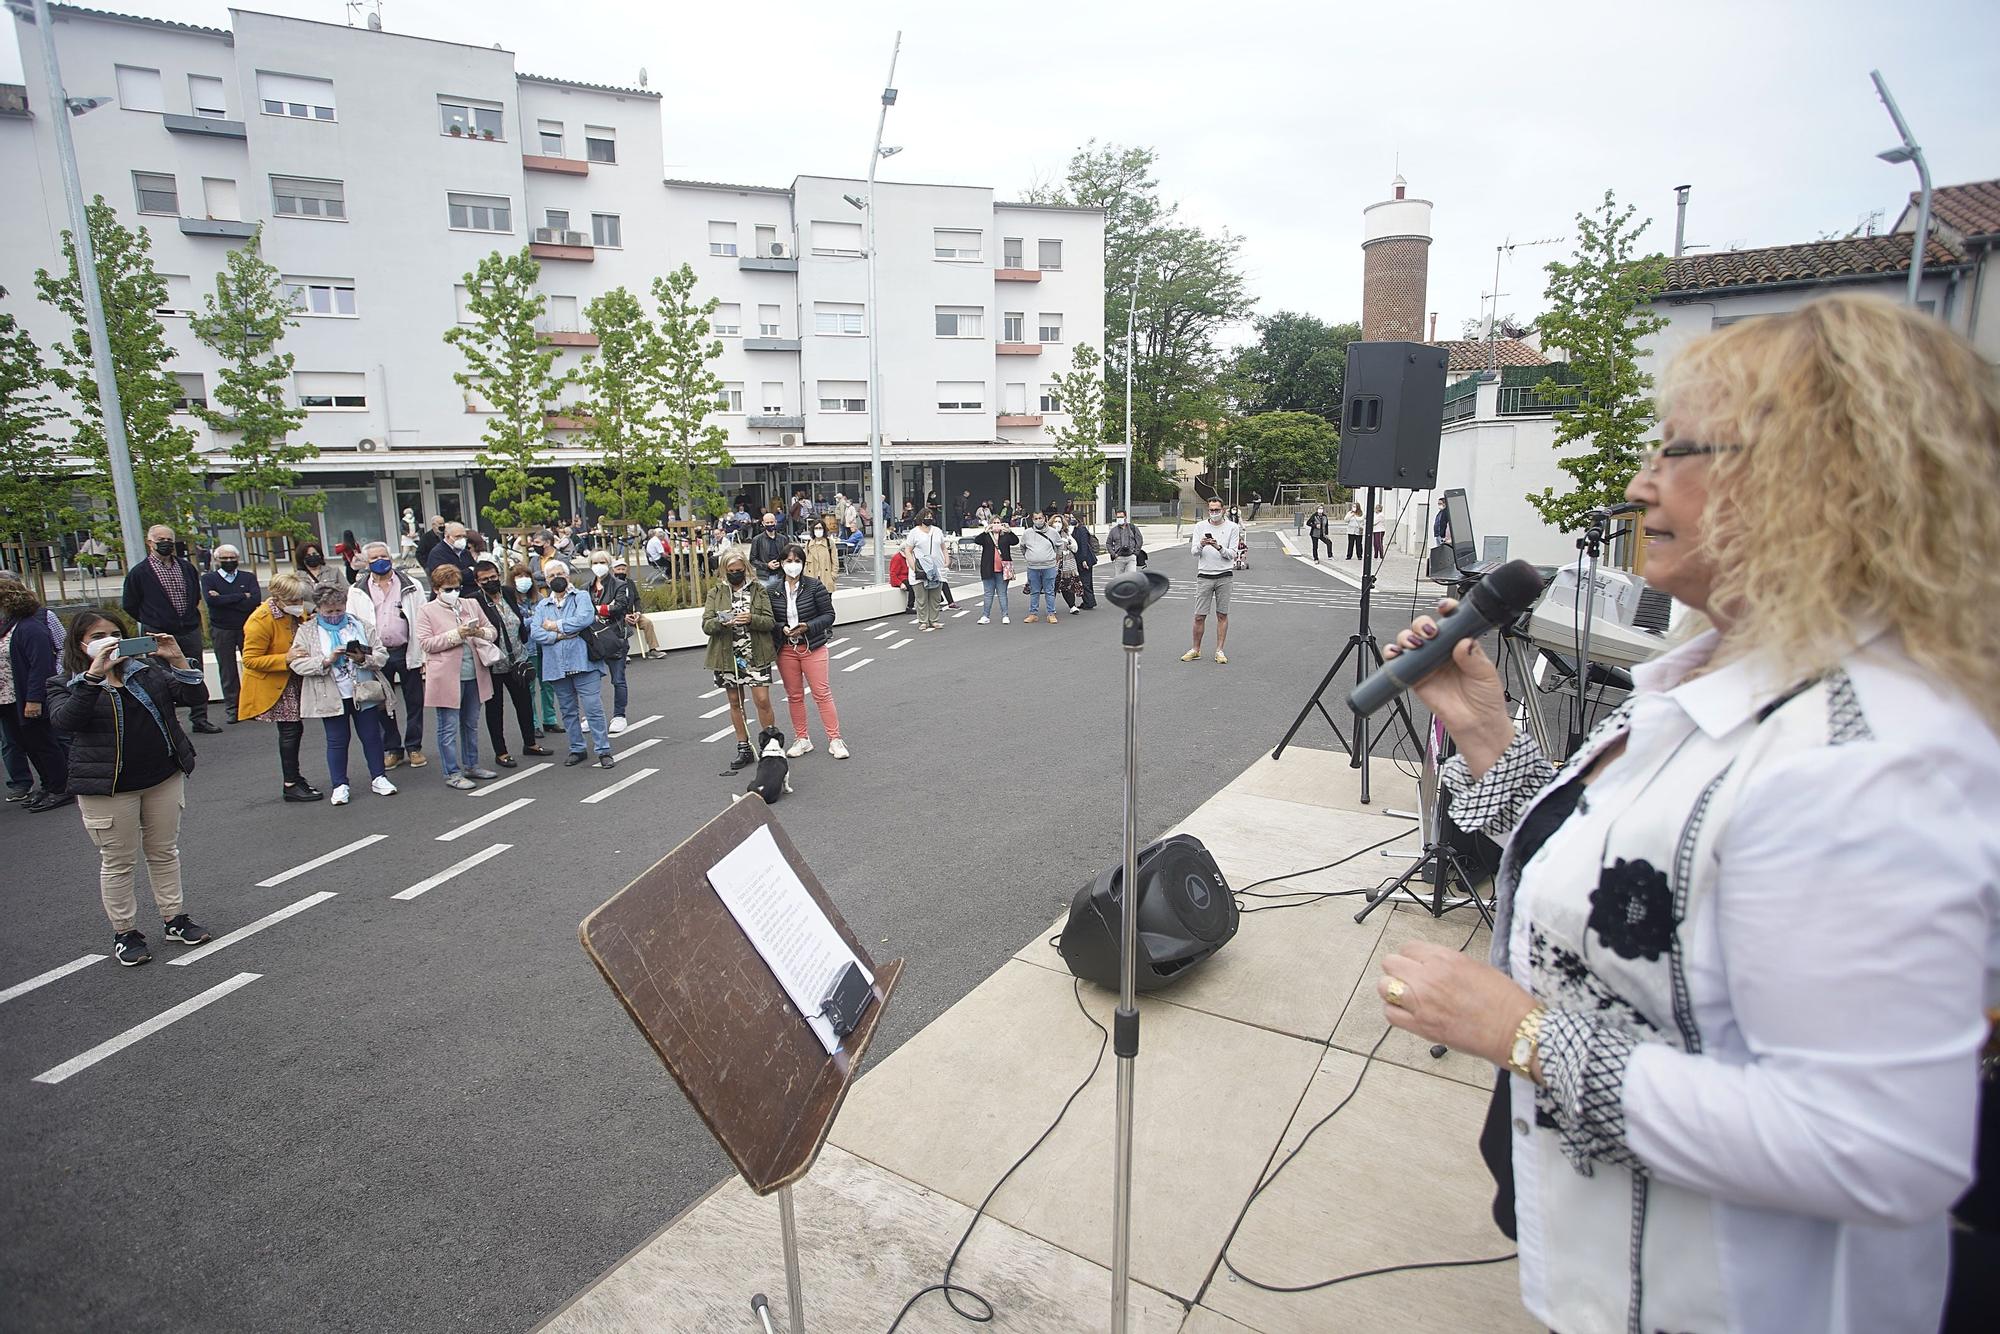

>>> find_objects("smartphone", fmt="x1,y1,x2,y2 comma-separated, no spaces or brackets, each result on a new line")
115,635,156,658
343,641,370,659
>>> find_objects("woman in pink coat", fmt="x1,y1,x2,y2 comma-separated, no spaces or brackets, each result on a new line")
413,564,497,790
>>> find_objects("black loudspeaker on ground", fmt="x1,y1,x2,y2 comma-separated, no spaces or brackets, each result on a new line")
1058,834,1238,992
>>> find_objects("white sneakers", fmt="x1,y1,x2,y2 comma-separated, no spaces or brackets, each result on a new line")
786,737,814,758
977,616,990,624
829,738,850,760
1001,616,1010,624
371,775,398,797
609,716,628,735
329,784,351,806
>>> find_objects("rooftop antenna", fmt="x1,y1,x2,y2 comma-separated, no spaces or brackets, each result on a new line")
345,0,382,29
637,67,648,88
1484,234,1564,370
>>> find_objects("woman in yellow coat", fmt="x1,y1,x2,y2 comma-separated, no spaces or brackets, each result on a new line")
239,571,320,802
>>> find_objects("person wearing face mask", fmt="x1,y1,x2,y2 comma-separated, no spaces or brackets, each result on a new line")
47,612,213,965
495,562,558,753
424,521,478,583
239,572,320,801
974,519,1017,624
1307,503,1333,563
413,564,499,790
120,523,220,734
473,558,540,768
1066,515,1099,613
0,580,68,812
903,511,950,632
346,540,430,769
1183,501,1241,664
531,559,616,769
1104,508,1146,580
1345,501,1365,560
296,540,344,599
290,583,398,805
615,556,664,659
1012,511,1067,624
805,514,841,587
750,512,788,593
772,543,848,759
585,550,635,734
198,543,261,723
703,548,777,772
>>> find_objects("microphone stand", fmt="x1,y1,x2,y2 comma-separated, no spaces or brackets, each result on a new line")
1569,514,1611,756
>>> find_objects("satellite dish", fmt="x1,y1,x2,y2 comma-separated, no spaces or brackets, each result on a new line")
638,67,649,88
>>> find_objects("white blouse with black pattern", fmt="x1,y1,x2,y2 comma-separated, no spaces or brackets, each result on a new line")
1442,626,2000,1334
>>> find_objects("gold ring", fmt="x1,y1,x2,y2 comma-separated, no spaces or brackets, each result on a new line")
1385,977,1408,1006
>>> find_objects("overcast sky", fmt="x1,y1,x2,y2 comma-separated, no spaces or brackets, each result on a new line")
9,0,1998,344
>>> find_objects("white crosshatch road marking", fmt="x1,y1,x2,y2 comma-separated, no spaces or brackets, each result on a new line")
437,797,532,843
470,762,550,798
169,892,335,964
394,844,512,901
33,973,262,1085
841,657,873,673
256,835,387,887
582,767,659,804
0,954,105,1005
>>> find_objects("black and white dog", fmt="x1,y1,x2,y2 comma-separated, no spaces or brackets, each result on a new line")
737,726,792,805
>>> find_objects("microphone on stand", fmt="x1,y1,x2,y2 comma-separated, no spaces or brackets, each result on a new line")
1347,560,1547,717
1583,501,1645,523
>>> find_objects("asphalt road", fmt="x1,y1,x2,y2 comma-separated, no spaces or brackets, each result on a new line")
0,535,1436,1334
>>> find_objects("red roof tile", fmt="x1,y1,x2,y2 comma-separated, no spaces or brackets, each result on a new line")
1660,233,1967,295
1427,338,1547,370
1917,180,2000,242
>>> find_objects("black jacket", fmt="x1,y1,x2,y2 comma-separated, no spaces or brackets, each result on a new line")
590,573,637,654
749,530,788,573
122,556,204,637
46,663,204,795
974,531,1018,578
2,613,58,706
771,576,836,652
424,541,478,583
1072,525,1098,567
199,568,263,634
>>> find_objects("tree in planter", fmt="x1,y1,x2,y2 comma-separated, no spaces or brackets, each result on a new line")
1215,411,1341,499
572,286,667,530
0,284,80,589
444,247,571,531
1048,342,1110,518
1527,190,1668,532
34,196,207,535
650,264,732,521
189,230,319,551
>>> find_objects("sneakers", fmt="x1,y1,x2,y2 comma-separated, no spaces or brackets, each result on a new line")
6,787,33,803
1023,614,1039,623
163,914,210,947
406,750,429,768
445,774,476,790
829,738,850,760
1214,650,1229,665
370,775,398,797
1180,649,1203,662
382,752,404,771
728,742,756,772
786,737,815,758
977,616,990,625
564,752,589,766
1001,616,1010,624
609,716,628,736
113,930,151,967
467,767,500,780
283,782,323,803
1046,613,1060,623
329,784,351,806
598,753,617,770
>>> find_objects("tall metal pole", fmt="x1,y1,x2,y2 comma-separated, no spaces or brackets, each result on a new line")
1870,70,1932,309
1121,260,1141,520
1673,185,1691,258
864,32,901,585
27,0,146,566
1109,598,1143,1334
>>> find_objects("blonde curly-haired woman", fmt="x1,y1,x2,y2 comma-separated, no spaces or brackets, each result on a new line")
1374,293,2000,1334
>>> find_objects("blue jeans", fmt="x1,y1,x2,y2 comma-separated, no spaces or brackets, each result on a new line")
323,700,387,789
551,669,610,755
434,676,482,776
981,574,1009,620
602,652,628,717
1026,566,1057,614
381,645,426,754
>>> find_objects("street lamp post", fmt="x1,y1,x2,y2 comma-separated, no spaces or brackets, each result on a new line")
1121,259,1146,522
862,33,902,585
1869,70,1932,309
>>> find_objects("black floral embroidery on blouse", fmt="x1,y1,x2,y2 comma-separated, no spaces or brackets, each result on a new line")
1528,928,1659,1032
1587,858,1679,961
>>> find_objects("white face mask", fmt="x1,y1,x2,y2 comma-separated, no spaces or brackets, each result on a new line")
514,576,532,593
84,635,119,661
590,563,609,579
781,561,803,579
450,537,467,551
439,589,460,605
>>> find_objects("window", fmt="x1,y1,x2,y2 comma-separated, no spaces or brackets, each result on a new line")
1038,239,1063,270
115,65,164,113
256,72,336,121
448,192,511,233
811,220,863,256
716,382,744,413
761,382,785,413
133,171,178,215
1004,382,1027,414
813,302,864,336
708,220,738,257
172,372,206,413
281,277,357,317
1002,312,1025,343
271,175,345,220
714,303,742,336
933,228,982,261
155,275,195,317
1003,237,1023,268
757,305,781,337
453,284,479,324
934,306,983,338
544,209,571,232
817,380,866,413
545,295,580,333
297,371,367,410
439,99,503,138
754,224,778,258
1040,383,1062,413
584,125,616,163
201,177,240,221
936,381,985,411
591,213,622,248
538,120,564,155
1038,312,1064,343
188,75,226,119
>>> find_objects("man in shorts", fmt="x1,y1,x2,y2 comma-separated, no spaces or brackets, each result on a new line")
1182,499,1240,665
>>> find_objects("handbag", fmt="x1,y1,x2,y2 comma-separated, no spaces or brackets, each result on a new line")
580,617,622,662
472,633,508,670
352,675,388,705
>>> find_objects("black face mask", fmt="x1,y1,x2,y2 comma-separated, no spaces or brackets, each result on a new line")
479,581,500,595
727,570,747,587
549,576,569,594
304,553,323,568
218,560,238,571
153,540,175,557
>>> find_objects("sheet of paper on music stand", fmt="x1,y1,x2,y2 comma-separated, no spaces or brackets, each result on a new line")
706,824,873,1056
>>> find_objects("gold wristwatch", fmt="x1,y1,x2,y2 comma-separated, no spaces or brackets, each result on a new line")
1507,1004,1548,1081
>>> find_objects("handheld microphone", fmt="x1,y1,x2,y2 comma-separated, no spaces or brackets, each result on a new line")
1347,560,1546,717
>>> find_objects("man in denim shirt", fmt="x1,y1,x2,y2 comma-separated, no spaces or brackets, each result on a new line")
529,559,615,769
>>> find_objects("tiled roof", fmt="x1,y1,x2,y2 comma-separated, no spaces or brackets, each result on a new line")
1428,338,1547,370
517,73,660,100
50,4,230,40
1660,233,1968,295
663,178,793,196
1920,180,2000,242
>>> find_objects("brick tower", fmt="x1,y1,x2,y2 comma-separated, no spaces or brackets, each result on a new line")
1361,175,1433,342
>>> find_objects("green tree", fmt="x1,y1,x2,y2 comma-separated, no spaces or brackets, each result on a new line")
0,285,77,585
1215,411,1341,499
1234,312,1361,420
189,230,319,549
1048,343,1110,516
33,196,206,534
572,286,667,529
1528,191,1668,532
444,247,571,531
650,264,731,520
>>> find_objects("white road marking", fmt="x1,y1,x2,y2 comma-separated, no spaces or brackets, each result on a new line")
470,762,550,797
841,657,873,673
889,638,913,650
169,892,336,965
873,630,896,640
700,703,730,718
581,766,659,804
0,954,105,1005
393,843,512,901
699,688,724,699
437,797,534,843
952,610,969,618
617,713,665,737
618,737,663,758
33,972,262,1085
702,726,736,743
832,646,859,660
256,835,388,888
828,637,849,647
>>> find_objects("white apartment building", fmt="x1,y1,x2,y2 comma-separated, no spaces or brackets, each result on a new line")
0,5,1107,554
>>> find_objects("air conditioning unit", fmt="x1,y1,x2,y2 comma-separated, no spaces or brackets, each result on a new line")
356,437,381,452
769,242,791,258
781,433,798,446
562,229,590,246
533,226,560,243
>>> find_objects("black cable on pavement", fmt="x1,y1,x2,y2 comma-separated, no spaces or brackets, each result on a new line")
1230,826,1418,915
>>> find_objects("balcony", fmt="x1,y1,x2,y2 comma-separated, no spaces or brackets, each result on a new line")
739,255,799,273
545,412,596,431
523,154,587,176
996,342,1042,356
996,413,1044,428
538,330,598,347
164,112,246,139
749,414,804,431
1497,384,1583,416
179,216,257,239
743,337,801,352
994,267,1041,282
529,227,594,262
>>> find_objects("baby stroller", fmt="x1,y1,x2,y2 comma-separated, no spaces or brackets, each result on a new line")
1233,533,1250,571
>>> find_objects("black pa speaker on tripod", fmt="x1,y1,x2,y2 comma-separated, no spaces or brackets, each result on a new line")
1336,341,1448,490
1058,834,1238,992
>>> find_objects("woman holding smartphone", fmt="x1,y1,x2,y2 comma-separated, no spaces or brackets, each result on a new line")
46,612,213,967
289,583,397,806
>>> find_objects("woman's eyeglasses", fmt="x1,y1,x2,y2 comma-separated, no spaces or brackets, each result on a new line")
1642,442,1740,474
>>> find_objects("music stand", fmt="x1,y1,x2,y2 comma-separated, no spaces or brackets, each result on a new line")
579,797,904,1334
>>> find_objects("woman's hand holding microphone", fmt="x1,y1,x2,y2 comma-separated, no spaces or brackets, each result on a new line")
1382,597,1516,780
